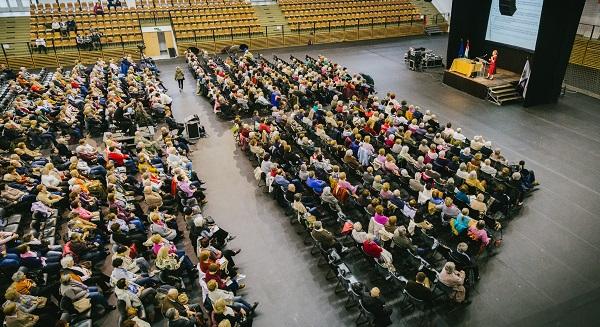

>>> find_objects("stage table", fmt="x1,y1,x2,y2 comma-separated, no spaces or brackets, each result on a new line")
449,58,483,77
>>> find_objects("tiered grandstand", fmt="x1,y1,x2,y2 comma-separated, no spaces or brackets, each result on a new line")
0,0,447,68
278,0,421,31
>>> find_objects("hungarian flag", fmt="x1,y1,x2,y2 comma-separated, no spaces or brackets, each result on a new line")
464,40,470,59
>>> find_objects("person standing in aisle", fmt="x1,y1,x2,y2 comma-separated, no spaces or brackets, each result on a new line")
175,67,185,92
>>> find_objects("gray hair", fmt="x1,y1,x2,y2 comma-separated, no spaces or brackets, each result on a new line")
11,271,26,282
313,221,323,229
457,242,468,252
60,255,75,268
165,308,178,320
444,261,456,274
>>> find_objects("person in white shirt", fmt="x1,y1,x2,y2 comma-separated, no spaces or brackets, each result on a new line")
470,135,485,151
351,222,368,244
441,122,454,140
40,163,63,190
159,92,172,106
480,159,497,176
206,279,257,312
35,38,47,54
51,18,60,31
452,128,466,143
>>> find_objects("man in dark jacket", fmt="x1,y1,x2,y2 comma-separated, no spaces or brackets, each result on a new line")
164,308,195,327
404,272,433,305
310,221,348,254
362,287,392,326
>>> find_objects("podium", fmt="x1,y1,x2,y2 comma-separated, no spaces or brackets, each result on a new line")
475,57,489,77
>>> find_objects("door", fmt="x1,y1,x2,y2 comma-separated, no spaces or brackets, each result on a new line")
157,31,168,56
142,32,160,57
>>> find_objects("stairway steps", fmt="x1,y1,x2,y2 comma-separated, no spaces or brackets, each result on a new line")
490,88,518,95
487,82,522,105
253,4,292,33
410,0,446,26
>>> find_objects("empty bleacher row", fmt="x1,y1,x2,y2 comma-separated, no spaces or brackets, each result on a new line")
279,0,422,31
569,36,600,70
169,5,262,40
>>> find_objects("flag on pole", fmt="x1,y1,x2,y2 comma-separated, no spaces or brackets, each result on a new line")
458,39,464,58
518,59,531,98
464,40,470,59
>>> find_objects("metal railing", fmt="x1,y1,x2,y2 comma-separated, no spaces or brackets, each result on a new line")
3,11,450,68
0,36,143,69
171,14,442,53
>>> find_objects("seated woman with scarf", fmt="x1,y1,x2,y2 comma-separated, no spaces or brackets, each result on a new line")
450,208,474,237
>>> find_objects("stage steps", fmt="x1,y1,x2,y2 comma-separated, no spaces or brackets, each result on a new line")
424,25,443,35
487,83,522,106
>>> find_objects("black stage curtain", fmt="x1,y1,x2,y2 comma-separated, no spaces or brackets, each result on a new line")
524,0,585,107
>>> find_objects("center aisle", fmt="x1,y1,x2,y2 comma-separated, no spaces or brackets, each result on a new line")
157,60,353,327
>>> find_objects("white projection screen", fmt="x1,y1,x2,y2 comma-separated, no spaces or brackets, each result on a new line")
485,0,544,51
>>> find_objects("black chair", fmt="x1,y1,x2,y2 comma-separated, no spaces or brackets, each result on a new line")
401,288,430,326
356,299,376,326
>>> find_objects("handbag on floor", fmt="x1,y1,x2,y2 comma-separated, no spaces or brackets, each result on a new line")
73,297,92,313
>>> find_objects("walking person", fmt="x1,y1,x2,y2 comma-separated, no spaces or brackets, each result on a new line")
175,66,185,92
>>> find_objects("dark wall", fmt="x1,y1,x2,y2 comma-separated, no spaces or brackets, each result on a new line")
446,0,491,67
447,0,530,73
524,0,585,107
482,42,530,73
447,0,585,107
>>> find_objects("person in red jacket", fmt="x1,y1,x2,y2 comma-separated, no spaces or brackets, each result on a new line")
363,234,395,273
204,263,244,294
363,234,383,259
107,146,129,166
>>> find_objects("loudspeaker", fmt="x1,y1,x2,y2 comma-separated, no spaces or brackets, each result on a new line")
499,0,517,16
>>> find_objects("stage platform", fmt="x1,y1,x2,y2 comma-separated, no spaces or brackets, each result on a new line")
442,68,521,99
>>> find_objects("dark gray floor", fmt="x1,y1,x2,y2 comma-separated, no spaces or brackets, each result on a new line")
156,35,600,327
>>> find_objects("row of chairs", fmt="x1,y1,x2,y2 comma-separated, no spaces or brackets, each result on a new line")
172,15,257,24
288,15,420,31
280,2,416,11
278,0,410,3
31,1,129,15
174,26,262,39
258,118,461,325
287,13,420,24
284,5,418,14
136,0,251,9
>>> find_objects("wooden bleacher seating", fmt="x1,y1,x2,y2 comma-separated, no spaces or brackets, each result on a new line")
278,0,422,31
29,0,261,48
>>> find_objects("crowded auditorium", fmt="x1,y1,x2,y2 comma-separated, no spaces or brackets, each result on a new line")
0,0,598,326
